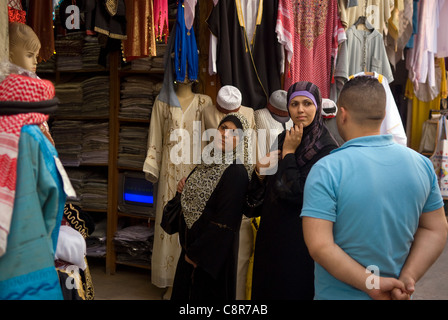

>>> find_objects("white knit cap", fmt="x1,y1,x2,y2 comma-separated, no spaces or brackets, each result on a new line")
321,98,338,118
269,90,288,112
216,85,242,111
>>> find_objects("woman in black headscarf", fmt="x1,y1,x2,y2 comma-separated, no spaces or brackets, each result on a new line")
169,112,253,300
247,81,339,300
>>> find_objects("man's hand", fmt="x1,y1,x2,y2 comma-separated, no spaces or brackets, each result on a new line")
390,275,415,300
282,124,303,158
367,277,410,300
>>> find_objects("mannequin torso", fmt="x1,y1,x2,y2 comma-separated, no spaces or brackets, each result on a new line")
176,82,195,113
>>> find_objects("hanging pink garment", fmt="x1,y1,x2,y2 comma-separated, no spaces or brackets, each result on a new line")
184,0,197,30
153,0,169,43
279,0,339,99
437,0,448,58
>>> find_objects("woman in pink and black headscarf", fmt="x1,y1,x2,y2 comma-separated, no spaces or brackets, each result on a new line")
246,81,339,300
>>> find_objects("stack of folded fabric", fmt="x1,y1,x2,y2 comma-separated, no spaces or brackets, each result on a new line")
118,125,148,168
54,82,83,117
81,121,109,165
82,37,103,70
64,168,108,211
82,76,110,117
113,224,154,267
51,120,84,167
128,43,167,71
55,35,84,71
86,218,107,258
120,76,155,120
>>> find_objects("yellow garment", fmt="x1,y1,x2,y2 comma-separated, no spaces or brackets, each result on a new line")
122,0,157,61
406,58,447,150
245,217,260,300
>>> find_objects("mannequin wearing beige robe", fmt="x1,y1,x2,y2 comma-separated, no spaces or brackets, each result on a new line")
144,82,212,292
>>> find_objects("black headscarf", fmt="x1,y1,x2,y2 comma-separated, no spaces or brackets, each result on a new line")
275,81,326,167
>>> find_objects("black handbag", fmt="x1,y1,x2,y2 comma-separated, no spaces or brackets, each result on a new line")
161,192,182,235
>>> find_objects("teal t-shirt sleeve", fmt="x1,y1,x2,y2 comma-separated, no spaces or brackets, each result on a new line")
422,158,444,213
301,162,338,222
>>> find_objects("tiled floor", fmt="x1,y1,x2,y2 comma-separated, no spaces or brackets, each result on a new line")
88,239,448,300
88,258,165,300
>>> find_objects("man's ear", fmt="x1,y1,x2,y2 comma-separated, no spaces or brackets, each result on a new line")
338,105,348,123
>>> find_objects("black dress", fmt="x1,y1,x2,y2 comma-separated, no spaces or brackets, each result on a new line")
206,0,283,110
246,126,338,300
171,164,249,300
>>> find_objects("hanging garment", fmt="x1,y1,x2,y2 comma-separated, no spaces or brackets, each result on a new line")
406,58,447,150
144,94,212,288
122,0,157,61
437,0,448,58
94,0,127,40
407,0,441,92
153,0,169,43
174,0,198,82
338,0,393,36
406,0,420,49
385,0,414,69
335,25,394,86
207,0,283,110
280,0,340,99
26,0,55,62
183,0,197,30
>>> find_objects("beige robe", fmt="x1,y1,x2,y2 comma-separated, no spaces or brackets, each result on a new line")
144,93,212,288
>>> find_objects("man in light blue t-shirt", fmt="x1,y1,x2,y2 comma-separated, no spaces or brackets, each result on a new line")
301,76,448,300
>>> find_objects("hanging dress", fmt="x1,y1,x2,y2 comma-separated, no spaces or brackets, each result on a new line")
207,0,283,110
153,0,169,43
122,0,157,61
280,0,340,99
174,0,198,82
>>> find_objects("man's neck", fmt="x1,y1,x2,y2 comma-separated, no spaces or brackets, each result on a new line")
342,127,381,142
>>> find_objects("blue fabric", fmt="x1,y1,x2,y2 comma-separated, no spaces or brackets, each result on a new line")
0,125,65,300
301,135,444,300
406,0,420,48
174,0,198,83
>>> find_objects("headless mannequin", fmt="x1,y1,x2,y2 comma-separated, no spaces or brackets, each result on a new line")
176,81,195,113
8,22,54,145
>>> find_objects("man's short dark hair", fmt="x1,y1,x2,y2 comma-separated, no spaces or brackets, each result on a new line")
338,76,386,125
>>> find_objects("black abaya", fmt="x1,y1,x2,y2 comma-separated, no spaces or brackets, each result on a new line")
171,164,249,300
246,126,338,300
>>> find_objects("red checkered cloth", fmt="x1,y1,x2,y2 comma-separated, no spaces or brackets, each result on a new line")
8,7,26,24
0,74,54,256
0,74,55,103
